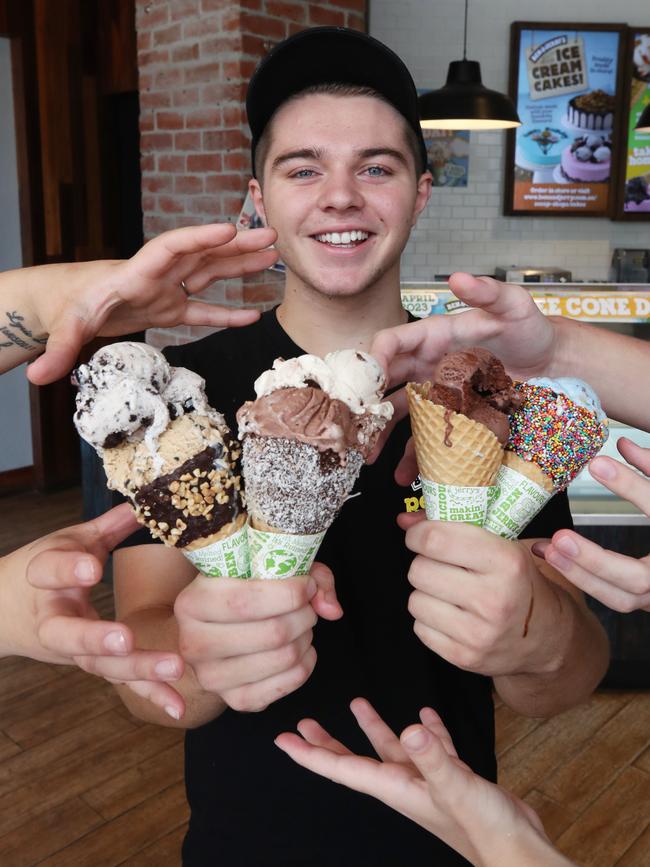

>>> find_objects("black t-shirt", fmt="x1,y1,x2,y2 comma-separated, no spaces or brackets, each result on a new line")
120,310,574,867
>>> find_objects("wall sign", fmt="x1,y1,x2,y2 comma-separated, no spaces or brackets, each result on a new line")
615,28,650,219
504,22,626,217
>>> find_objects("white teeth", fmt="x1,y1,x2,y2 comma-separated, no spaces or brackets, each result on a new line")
314,231,369,245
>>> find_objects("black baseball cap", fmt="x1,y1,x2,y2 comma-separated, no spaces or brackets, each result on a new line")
246,26,428,177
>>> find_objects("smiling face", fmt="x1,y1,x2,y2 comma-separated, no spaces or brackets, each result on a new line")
249,93,431,302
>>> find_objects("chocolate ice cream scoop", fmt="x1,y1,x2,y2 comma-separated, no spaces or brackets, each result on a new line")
237,386,376,461
427,348,523,444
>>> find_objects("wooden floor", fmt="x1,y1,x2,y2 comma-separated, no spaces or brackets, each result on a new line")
0,487,648,866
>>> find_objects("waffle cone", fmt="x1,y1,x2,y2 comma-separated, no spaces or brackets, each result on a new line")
407,383,503,487
503,451,555,494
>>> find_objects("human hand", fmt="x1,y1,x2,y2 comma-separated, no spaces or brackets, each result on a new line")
368,273,556,471
6,504,185,718
401,515,560,676
533,438,650,613
276,698,563,867
372,272,555,389
173,561,342,712
27,223,278,385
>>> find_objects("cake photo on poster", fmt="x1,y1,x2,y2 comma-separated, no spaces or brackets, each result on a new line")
556,90,614,184
623,32,650,213
509,25,623,215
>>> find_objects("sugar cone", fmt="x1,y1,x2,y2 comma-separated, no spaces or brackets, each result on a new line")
184,511,247,552
502,451,554,494
483,450,556,540
406,383,503,486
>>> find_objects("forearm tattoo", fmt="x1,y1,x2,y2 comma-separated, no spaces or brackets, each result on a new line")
0,311,47,352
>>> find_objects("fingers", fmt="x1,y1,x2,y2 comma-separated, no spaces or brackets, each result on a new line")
26,314,87,385
221,644,317,712
400,724,456,786
27,549,103,590
396,511,427,531
176,574,316,624
404,519,503,573
275,731,383,797
182,605,317,660
124,680,185,721
309,561,343,621
78,503,140,555
297,718,351,755
447,273,528,320
588,451,650,515
151,222,239,259
617,438,650,476
419,707,459,758
180,302,261,328
191,247,279,286
370,319,452,388
394,436,418,486
74,646,183,682
534,531,650,614
350,698,408,764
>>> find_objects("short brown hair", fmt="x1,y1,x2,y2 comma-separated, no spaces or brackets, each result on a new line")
253,83,427,184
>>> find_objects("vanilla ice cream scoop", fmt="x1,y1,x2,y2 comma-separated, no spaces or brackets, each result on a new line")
163,367,225,426
253,350,392,420
74,342,171,393
73,341,223,455
526,377,608,427
323,349,391,417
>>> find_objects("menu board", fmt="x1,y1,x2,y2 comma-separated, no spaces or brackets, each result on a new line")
504,23,625,217
617,29,650,218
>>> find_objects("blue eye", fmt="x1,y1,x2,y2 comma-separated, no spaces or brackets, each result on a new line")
292,169,315,178
365,165,389,177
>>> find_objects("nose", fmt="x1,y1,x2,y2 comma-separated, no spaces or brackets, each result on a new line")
316,168,364,212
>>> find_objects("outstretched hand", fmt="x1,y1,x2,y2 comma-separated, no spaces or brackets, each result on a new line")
5,503,185,719
368,273,557,469
533,438,650,613
276,698,567,867
371,272,556,389
27,223,278,385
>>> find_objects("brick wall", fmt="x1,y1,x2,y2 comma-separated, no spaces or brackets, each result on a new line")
136,0,366,348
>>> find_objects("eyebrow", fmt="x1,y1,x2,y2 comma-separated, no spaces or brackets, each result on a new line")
271,148,323,171
270,146,409,172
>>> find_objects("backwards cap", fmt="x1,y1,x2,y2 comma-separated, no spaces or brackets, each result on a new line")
246,26,428,177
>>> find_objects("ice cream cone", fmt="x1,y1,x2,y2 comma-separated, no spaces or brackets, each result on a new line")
242,434,363,579
407,381,505,525
484,377,608,539
237,349,393,578
407,383,503,486
74,343,250,578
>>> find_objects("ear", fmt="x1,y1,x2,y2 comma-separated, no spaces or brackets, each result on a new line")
248,178,267,226
411,171,433,226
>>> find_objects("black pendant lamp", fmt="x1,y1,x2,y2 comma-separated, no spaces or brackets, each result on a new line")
419,0,521,130
635,102,650,133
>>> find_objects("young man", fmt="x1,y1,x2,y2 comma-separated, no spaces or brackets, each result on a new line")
113,28,608,866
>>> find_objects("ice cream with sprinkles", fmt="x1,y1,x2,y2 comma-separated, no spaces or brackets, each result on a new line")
484,376,608,539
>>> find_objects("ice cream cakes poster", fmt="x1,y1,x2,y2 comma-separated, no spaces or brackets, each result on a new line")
504,23,625,217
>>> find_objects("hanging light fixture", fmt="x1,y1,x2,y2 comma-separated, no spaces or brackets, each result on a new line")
419,0,521,130
635,102,650,133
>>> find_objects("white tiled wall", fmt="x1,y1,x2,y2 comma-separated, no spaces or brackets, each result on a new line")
370,0,650,280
